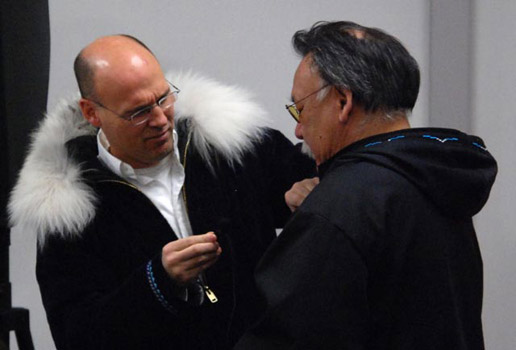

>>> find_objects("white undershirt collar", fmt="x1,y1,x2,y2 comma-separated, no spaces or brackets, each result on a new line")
96,129,193,239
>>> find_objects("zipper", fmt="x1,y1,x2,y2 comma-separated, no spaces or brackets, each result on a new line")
182,130,218,304
99,160,218,303
198,274,218,303
98,179,143,193
181,130,193,208
203,285,218,303
98,179,141,191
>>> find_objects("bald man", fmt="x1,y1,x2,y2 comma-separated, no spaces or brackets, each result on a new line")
8,35,315,350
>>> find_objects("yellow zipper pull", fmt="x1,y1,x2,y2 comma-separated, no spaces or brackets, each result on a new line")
203,285,218,303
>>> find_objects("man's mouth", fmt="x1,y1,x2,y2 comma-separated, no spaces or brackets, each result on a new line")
147,128,171,141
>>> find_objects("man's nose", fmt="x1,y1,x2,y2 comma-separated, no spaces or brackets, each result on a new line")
147,105,172,127
295,122,304,140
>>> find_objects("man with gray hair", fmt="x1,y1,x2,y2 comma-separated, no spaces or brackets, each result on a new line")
236,21,497,349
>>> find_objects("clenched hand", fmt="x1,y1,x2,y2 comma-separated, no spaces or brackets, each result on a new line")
162,232,222,286
285,177,320,212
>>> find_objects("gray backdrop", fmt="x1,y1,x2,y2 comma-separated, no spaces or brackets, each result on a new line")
9,0,516,349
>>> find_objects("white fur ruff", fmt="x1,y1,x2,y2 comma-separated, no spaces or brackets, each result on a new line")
8,72,270,247
171,71,269,167
8,98,98,247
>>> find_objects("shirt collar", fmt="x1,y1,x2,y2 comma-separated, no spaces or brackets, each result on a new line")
97,129,182,186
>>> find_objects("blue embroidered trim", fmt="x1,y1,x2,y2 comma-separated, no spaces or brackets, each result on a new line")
472,142,487,151
362,133,488,151
146,260,176,313
422,135,458,143
364,141,382,148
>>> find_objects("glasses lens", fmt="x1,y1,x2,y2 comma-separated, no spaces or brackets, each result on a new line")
130,107,152,126
128,84,179,126
159,92,178,111
287,105,300,122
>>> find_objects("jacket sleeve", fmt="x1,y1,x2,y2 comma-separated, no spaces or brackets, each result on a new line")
257,129,317,228
36,225,198,350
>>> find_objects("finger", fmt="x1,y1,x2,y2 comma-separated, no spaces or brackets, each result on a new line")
287,192,304,205
307,179,318,189
302,177,320,191
286,193,303,212
163,232,217,252
184,252,221,272
298,186,313,196
162,248,221,284
285,177,320,212
167,241,220,264
186,244,222,270
291,178,317,194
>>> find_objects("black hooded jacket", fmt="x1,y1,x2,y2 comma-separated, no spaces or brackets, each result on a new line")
236,128,497,350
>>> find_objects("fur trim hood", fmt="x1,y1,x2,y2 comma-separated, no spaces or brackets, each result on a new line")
8,71,270,246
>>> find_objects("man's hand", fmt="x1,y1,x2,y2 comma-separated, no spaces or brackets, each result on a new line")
162,232,222,286
285,177,320,212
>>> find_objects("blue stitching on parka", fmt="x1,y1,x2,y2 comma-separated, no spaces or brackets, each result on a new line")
422,135,459,143
388,135,405,141
146,260,176,314
362,134,488,151
364,141,383,148
472,142,487,151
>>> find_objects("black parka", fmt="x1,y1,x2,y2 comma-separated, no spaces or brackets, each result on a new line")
237,128,497,350
36,123,314,350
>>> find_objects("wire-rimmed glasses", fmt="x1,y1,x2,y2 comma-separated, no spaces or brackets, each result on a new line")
89,81,180,126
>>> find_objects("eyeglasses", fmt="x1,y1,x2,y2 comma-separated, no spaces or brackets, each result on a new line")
285,84,329,122
89,81,180,126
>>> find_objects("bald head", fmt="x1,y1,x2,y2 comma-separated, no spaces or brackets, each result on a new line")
74,35,158,100
76,35,173,169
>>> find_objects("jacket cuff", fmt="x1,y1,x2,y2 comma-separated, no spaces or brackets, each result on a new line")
145,256,190,314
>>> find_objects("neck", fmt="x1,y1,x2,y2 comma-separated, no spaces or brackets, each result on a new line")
342,111,410,149
315,108,411,166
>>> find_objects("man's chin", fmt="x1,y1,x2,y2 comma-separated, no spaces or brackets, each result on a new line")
148,141,173,163
156,145,174,160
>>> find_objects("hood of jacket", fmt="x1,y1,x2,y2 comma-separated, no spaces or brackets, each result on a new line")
319,128,498,218
8,71,270,246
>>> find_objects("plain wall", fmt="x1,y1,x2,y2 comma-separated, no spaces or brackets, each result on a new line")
472,0,516,348
9,0,514,349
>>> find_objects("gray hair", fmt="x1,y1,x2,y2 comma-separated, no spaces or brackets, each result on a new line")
293,21,420,119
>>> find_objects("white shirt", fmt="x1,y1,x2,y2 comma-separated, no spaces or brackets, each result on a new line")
97,129,193,239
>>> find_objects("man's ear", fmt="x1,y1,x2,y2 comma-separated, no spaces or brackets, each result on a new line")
79,98,102,127
337,89,353,124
